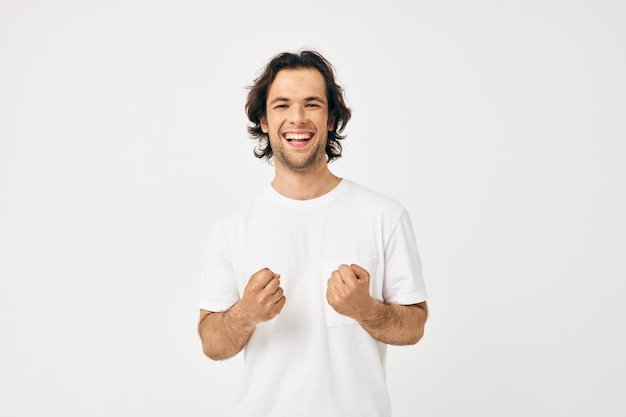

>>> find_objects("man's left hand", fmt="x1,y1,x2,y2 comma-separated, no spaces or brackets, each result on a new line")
326,263,373,321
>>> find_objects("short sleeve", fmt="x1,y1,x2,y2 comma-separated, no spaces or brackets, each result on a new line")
382,209,428,305
198,220,241,312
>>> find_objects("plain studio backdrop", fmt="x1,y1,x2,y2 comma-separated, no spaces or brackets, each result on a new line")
1,0,625,416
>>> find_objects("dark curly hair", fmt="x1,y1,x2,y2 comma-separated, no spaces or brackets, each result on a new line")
245,50,352,162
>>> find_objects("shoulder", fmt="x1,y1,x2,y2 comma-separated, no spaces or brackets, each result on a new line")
342,179,406,213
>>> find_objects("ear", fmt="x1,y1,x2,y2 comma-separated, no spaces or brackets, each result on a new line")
327,115,335,131
260,115,269,133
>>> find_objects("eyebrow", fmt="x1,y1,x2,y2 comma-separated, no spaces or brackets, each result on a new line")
304,96,326,103
269,97,289,105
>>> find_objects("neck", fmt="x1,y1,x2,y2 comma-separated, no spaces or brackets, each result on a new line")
271,164,341,200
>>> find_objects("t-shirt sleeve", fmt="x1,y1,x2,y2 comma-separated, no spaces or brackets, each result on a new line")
198,220,241,312
382,209,428,305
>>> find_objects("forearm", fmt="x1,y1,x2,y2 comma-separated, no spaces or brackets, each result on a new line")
198,303,256,361
357,300,428,345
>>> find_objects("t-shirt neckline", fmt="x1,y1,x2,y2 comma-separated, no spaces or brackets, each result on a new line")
266,178,350,208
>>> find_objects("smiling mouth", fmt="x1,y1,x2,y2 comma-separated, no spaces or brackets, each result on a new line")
284,132,313,143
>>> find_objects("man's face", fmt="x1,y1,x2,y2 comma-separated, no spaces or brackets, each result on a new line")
260,68,334,174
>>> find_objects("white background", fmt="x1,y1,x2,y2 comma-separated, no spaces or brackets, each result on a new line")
1,0,625,416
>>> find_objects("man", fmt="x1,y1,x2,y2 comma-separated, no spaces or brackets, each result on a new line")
198,50,428,417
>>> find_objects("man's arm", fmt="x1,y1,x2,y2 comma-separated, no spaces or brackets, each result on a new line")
357,300,428,345
198,268,285,360
326,264,428,345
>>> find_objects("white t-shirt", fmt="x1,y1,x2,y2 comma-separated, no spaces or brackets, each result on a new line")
200,179,428,417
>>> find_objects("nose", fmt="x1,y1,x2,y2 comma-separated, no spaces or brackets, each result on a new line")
287,104,306,125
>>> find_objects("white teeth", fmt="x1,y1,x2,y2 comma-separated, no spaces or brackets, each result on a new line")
285,133,312,140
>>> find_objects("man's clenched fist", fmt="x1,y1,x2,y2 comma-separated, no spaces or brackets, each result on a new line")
326,263,373,321
239,268,286,324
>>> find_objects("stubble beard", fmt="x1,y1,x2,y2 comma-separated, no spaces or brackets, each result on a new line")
272,135,328,174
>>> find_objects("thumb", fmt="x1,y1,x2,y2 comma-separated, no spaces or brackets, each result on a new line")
349,263,370,282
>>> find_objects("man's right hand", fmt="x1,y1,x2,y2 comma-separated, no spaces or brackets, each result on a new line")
198,268,285,361
238,268,286,325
